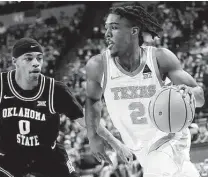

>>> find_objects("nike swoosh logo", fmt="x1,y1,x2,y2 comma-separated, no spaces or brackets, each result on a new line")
31,45,38,48
0,153,5,156
4,95,15,99
111,76,121,80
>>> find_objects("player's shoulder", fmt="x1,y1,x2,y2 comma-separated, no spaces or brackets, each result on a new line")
152,46,180,69
43,75,71,94
86,53,103,71
54,80,70,92
151,46,171,58
153,47,178,61
86,53,105,83
53,79,75,98
154,47,173,57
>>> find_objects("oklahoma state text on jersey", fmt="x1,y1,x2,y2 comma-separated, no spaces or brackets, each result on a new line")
0,70,83,152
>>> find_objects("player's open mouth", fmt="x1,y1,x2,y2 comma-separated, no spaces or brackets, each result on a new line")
106,40,114,49
30,70,40,74
108,44,114,50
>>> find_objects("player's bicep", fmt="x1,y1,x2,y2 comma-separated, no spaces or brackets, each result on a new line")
85,55,104,130
168,69,198,87
157,48,198,87
85,55,104,101
86,78,103,101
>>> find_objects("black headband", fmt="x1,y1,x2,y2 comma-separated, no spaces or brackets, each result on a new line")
12,38,43,58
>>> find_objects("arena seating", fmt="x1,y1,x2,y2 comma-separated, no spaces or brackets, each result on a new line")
1,2,208,176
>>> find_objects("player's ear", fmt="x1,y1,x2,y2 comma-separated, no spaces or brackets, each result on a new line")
131,27,139,35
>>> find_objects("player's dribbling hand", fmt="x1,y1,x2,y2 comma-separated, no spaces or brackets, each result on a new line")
176,85,195,104
110,139,133,164
88,134,113,165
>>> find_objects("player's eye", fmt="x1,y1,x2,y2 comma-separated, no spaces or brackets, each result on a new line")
104,26,118,33
24,56,33,61
37,55,43,61
111,25,118,30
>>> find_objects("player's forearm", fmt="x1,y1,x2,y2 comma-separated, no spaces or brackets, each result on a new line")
190,86,205,108
85,97,102,138
76,116,120,146
97,124,120,147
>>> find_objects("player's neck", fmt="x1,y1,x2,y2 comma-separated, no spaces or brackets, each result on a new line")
15,71,38,90
116,45,141,72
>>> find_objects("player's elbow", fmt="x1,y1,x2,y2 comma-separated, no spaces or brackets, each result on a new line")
195,86,205,108
196,97,205,108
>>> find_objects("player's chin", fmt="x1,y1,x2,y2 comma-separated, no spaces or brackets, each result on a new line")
110,48,118,58
30,72,40,76
29,72,40,80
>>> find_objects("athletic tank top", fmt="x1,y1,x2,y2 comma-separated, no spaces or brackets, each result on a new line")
101,46,167,150
0,70,60,154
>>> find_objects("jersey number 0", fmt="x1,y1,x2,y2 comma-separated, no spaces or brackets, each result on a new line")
19,120,30,135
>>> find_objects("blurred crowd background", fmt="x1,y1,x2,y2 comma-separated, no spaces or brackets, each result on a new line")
1,1,208,177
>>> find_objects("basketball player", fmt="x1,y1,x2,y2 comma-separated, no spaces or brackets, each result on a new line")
85,5,205,177
0,38,83,177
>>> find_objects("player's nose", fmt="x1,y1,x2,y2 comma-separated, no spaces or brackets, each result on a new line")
105,28,112,39
32,58,40,67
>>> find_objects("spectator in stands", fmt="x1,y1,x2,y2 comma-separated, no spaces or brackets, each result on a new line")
189,123,200,142
192,125,208,144
0,21,6,34
192,54,205,82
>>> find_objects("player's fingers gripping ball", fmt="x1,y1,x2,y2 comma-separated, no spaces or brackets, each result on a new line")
176,84,195,104
148,86,196,133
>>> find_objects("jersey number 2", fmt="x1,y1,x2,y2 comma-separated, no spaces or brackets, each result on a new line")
19,120,30,135
128,102,147,124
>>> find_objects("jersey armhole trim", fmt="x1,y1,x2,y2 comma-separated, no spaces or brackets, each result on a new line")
0,167,14,177
49,78,56,114
0,73,3,104
150,47,164,87
101,51,108,94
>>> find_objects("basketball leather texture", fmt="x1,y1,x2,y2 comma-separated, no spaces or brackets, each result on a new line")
149,86,195,133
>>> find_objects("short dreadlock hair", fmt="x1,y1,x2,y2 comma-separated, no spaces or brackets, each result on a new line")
108,5,163,46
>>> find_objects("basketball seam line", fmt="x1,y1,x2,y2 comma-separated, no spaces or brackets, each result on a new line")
152,89,168,131
179,96,188,132
168,88,171,132
190,104,194,123
189,98,195,123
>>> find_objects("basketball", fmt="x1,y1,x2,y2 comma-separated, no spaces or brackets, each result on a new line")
149,86,196,133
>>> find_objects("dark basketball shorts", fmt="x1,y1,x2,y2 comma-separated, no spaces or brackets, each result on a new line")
0,143,79,177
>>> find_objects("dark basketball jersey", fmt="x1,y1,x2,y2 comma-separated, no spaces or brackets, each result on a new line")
0,70,60,154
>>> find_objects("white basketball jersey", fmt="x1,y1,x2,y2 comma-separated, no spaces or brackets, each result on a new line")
101,46,167,150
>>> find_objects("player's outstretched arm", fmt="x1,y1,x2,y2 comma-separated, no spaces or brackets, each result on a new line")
85,55,113,164
85,55,104,140
156,48,205,108
85,55,133,164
